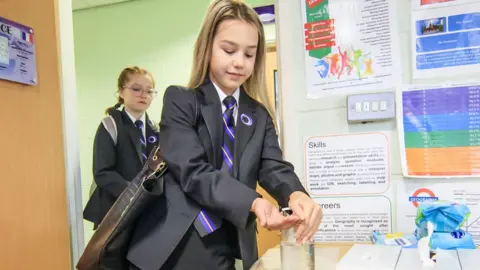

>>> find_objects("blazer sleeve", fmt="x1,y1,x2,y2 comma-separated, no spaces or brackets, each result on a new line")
159,86,261,230
92,123,129,197
257,113,308,208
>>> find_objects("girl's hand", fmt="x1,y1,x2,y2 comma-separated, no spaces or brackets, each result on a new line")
251,198,299,230
288,191,323,244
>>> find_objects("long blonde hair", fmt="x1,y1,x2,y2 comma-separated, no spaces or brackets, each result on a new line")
187,0,276,124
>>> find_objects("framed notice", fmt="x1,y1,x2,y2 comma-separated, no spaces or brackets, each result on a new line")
304,132,390,196
0,16,37,85
411,2,480,79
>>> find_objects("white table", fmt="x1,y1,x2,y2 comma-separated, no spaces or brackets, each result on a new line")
249,244,352,270
249,244,478,270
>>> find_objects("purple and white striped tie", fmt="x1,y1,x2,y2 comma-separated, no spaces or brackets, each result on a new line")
193,96,236,237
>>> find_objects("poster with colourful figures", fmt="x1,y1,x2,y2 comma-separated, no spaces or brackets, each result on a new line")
397,84,480,177
411,2,480,79
300,0,400,99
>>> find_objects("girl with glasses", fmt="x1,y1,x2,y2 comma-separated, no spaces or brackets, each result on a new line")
83,66,159,230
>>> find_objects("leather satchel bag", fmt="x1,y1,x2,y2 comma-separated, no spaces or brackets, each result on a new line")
76,146,167,270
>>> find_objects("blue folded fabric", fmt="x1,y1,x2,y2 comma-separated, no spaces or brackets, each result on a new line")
415,201,471,232
430,230,476,250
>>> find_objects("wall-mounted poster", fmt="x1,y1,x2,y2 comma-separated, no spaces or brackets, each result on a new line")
411,2,480,79
304,132,390,196
397,83,480,177
313,196,393,243
0,16,37,85
300,0,401,99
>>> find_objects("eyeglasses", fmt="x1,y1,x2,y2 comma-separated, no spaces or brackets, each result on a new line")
124,86,158,98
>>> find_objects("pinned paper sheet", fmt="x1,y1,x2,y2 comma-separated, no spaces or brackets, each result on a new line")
0,35,8,66
0,16,37,85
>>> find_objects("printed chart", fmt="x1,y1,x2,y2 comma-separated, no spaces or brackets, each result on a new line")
398,84,480,177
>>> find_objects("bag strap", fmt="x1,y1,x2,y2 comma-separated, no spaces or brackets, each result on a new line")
89,112,120,197
102,115,118,146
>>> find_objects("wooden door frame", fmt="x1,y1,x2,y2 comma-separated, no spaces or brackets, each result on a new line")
265,42,284,151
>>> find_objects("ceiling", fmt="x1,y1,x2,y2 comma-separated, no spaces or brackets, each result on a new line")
72,0,134,10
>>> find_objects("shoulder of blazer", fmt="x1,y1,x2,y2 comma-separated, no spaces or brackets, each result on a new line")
148,119,159,133
243,90,269,117
146,113,160,133
166,84,201,124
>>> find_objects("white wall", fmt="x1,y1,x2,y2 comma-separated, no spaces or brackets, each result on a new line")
58,0,84,264
275,0,477,238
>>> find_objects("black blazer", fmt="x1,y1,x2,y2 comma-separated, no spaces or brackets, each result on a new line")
127,82,307,270
83,109,159,228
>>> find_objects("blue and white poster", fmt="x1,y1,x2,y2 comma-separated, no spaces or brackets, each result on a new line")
0,16,37,85
412,2,480,79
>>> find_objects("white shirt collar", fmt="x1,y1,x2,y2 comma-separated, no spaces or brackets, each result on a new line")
212,81,240,107
125,108,146,126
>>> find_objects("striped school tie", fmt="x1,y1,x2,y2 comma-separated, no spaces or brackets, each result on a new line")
193,96,237,237
134,120,147,163
221,96,236,173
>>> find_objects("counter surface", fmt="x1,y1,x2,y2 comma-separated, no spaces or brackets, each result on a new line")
250,243,353,270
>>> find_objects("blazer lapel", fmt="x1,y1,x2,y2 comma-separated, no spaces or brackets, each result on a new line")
122,111,144,165
128,127,144,165
199,83,223,169
233,89,257,178
145,115,159,156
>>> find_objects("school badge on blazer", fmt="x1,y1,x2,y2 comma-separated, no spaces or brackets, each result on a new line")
240,113,253,126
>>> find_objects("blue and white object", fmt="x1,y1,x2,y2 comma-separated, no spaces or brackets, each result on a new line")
371,231,417,248
253,5,275,24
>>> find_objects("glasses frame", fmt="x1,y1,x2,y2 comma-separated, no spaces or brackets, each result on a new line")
123,85,158,98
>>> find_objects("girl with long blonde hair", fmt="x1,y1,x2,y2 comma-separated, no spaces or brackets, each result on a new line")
127,1,322,269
